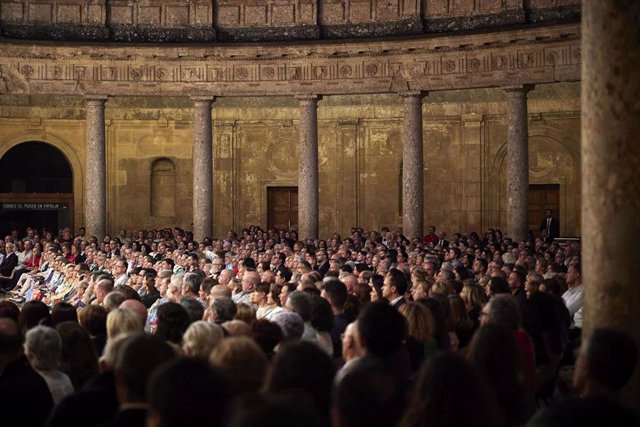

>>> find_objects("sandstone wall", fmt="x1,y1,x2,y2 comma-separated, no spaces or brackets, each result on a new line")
0,83,580,238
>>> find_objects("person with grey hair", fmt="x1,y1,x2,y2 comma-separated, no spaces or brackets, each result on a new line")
273,311,305,343
103,291,127,312
182,272,202,300
210,296,237,325
180,296,205,324
481,294,536,392
285,291,318,342
24,325,74,403
167,274,184,302
481,294,521,331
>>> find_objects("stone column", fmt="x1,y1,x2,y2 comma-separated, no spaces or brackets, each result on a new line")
192,96,215,241
582,1,640,406
504,85,530,243
297,95,320,240
401,91,425,240
84,96,108,240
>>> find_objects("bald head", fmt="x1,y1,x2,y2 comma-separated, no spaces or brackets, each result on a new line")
120,299,148,326
242,270,260,293
218,269,234,285
210,284,231,300
341,275,358,294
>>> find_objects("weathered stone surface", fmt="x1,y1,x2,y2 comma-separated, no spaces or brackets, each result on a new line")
0,1,580,42
581,0,640,407
192,96,215,240
297,95,320,240
0,87,581,238
402,91,424,240
504,85,530,242
84,95,107,239
0,23,580,98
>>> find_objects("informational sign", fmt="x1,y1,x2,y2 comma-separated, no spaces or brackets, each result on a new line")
1,202,69,210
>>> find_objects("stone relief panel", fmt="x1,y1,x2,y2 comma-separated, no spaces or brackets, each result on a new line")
0,0,580,41
321,0,420,24
0,23,581,96
216,0,315,27
0,0,106,25
424,0,521,18
485,117,580,236
235,123,299,227
109,0,211,27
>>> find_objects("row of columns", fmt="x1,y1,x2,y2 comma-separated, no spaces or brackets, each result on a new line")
81,2,640,405
82,88,531,242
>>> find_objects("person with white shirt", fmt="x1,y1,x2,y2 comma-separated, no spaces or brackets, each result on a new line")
562,263,582,328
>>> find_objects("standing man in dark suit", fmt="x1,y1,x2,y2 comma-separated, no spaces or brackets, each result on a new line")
540,209,560,240
436,232,449,249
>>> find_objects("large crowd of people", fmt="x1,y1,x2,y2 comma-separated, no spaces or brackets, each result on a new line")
0,224,637,427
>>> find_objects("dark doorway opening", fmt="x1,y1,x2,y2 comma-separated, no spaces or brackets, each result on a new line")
267,187,298,230
0,142,73,238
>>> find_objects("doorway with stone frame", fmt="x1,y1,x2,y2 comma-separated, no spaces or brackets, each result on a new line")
267,187,298,231
529,184,560,238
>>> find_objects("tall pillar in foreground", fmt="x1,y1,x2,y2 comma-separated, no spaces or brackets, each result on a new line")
402,91,424,240
297,95,320,240
504,85,530,243
582,0,640,406
192,96,215,241
84,96,108,240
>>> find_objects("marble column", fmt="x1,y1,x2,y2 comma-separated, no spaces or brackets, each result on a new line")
582,1,640,406
401,91,425,240
192,96,215,241
297,95,320,240
504,85,530,243
84,96,108,240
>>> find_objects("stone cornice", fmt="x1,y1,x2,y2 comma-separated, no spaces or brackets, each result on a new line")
0,23,580,97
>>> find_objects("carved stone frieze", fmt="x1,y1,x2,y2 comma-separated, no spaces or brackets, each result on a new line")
0,23,580,97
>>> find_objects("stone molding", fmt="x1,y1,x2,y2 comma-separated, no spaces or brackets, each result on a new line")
0,23,580,97
0,1,580,42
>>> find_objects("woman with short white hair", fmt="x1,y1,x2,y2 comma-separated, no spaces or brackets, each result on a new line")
24,325,74,403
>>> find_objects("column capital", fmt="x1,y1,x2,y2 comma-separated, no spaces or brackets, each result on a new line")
295,94,322,102
502,84,533,94
84,95,108,103
190,96,216,103
399,90,426,99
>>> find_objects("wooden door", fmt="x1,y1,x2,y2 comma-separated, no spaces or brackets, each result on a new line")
529,184,560,237
267,187,298,230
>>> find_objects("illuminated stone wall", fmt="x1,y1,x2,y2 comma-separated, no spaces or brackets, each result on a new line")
0,84,580,237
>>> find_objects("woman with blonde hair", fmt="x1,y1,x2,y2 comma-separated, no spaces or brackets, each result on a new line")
459,279,488,327
525,272,544,298
182,320,224,359
106,308,143,341
399,302,437,371
430,280,455,296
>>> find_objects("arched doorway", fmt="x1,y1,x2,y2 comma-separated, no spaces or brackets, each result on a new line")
0,142,74,237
